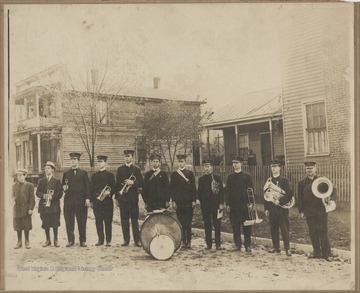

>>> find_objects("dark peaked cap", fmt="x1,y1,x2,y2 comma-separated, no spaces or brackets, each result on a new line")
176,154,187,160
124,150,135,155
69,152,81,159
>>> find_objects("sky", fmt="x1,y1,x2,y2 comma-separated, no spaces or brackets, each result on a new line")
5,3,351,111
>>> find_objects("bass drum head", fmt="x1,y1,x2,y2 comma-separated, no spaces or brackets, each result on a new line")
150,234,175,260
140,213,182,257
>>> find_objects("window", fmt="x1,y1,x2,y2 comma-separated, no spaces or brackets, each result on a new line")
238,133,249,160
304,101,329,155
96,100,108,124
15,100,25,121
26,97,37,119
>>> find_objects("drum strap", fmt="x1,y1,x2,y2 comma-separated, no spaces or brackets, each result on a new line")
150,169,161,180
176,169,190,184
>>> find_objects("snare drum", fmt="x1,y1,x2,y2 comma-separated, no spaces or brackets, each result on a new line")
140,211,182,260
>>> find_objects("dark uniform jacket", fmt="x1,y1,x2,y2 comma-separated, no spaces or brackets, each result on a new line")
225,171,253,216
198,173,224,212
62,168,90,206
115,164,143,204
264,176,293,214
12,181,35,218
142,169,170,211
170,169,197,207
90,170,116,207
298,175,337,217
36,176,63,214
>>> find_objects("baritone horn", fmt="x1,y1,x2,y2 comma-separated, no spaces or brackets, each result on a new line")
243,187,263,226
263,178,295,209
97,185,112,201
311,177,336,213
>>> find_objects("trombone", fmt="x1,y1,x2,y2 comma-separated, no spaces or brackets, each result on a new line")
119,173,136,195
243,187,263,226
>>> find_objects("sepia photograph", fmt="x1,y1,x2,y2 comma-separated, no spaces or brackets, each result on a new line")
1,1,357,291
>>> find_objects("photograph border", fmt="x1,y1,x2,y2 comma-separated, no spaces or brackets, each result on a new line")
0,1,359,292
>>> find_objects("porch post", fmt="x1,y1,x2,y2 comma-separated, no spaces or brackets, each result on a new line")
222,129,226,169
35,93,40,118
37,133,42,172
206,128,210,158
268,118,274,160
235,125,239,156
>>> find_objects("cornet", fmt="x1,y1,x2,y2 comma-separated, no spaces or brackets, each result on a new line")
119,173,136,195
211,174,220,195
62,179,69,197
44,189,54,207
97,185,112,201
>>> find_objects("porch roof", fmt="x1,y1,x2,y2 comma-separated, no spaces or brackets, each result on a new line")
204,88,283,128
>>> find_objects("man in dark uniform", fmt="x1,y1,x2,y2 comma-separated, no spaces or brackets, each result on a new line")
298,161,336,261
225,156,253,252
62,152,91,247
36,161,63,247
264,159,293,256
142,154,170,212
198,159,224,250
90,155,115,247
170,154,197,249
115,149,143,247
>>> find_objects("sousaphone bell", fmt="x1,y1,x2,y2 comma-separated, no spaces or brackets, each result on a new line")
311,177,336,213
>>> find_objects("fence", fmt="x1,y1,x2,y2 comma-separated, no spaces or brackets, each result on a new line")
52,163,351,203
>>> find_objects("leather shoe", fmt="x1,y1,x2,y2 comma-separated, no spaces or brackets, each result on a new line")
25,241,31,249
135,241,142,247
105,242,111,247
216,246,222,250
121,241,129,247
80,242,87,247
54,240,60,247
268,248,281,253
232,246,241,251
186,243,192,249
66,242,74,247
95,242,104,246
286,250,292,256
245,247,252,253
14,242,22,249
308,254,321,259
324,256,333,262
42,240,51,247
205,245,212,250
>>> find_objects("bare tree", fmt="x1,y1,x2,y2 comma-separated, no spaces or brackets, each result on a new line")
137,100,211,169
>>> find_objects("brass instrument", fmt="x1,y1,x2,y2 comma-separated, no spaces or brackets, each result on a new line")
243,187,263,226
44,189,54,207
211,174,220,195
311,177,336,213
62,179,69,197
263,178,295,209
119,173,136,195
97,185,112,201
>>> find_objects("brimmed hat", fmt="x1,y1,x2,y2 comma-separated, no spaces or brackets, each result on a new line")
304,161,317,167
44,161,56,170
150,154,161,161
231,156,244,163
69,152,81,159
270,159,283,166
202,159,214,165
124,150,135,156
97,155,108,161
176,154,187,160
15,168,28,175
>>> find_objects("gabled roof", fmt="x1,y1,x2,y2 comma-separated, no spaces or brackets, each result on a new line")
205,88,283,128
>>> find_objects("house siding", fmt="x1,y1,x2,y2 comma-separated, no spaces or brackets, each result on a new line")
280,5,352,165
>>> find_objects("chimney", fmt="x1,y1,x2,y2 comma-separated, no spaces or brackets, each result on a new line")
153,77,160,89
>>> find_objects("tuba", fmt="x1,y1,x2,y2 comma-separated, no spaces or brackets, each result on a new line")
211,174,220,195
97,185,112,201
263,178,295,209
311,177,336,213
119,173,136,195
244,187,263,226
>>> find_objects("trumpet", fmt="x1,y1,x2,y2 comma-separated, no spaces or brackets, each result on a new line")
263,178,295,209
97,185,112,201
243,187,263,226
44,189,54,207
119,173,136,195
311,177,336,213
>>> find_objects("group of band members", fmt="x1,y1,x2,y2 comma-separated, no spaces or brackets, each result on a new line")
12,151,336,261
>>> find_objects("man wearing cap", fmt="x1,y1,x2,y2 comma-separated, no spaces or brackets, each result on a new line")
298,161,336,261
36,161,63,247
142,154,170,212
12,169,35,249
198,159,224,250
115,149,143,247
90,155,115,247
264,159,293,256
225,156,253,252
170,154,197,249
62,152,91,247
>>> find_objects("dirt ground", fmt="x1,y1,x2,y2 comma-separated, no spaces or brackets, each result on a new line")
4,199,354,291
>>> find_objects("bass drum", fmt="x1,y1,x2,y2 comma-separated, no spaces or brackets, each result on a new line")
140,212,182,260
